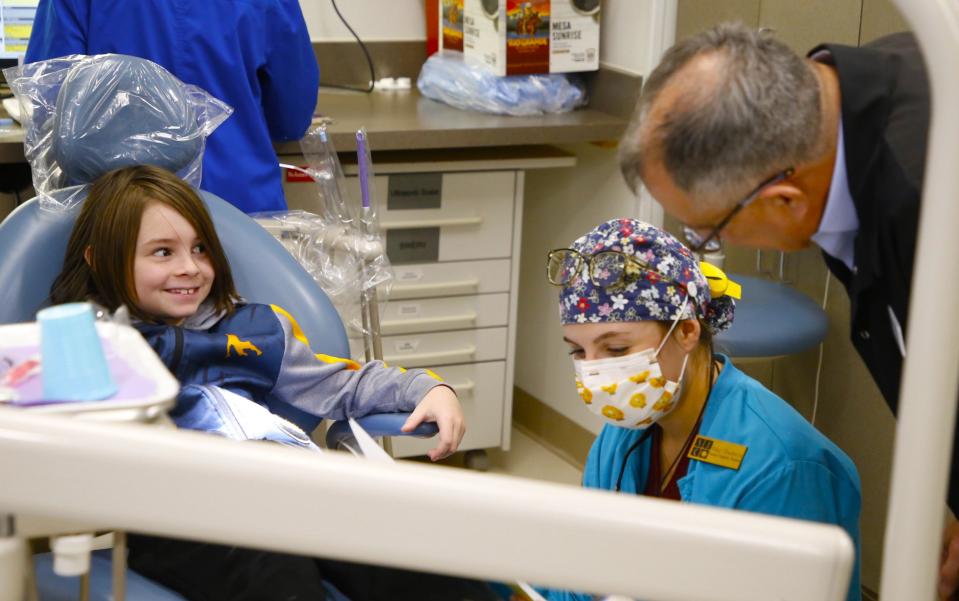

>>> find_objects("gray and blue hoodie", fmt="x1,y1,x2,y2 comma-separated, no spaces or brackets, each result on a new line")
135,302,443,449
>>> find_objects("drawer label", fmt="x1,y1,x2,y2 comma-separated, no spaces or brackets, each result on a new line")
387,227,440,264
396,267,424,282
398,303,421,317
394,339,421,353
388,173,443,210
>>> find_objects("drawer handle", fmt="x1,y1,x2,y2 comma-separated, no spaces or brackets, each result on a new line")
390,279,481,298
384,345,476,367
381,216,483,230
380,313,478,335
447,379,476,396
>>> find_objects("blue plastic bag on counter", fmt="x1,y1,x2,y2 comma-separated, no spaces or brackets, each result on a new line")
417,50,586,116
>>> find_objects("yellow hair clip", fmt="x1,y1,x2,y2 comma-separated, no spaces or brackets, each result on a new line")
699,262,742,299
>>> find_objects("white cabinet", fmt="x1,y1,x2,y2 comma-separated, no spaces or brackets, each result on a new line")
281,161,525,457
390,259,511,299
381,327,509,368
373,171,516,261
377,293,510,336
394,362,508,455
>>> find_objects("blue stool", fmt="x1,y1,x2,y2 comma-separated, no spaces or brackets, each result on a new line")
34,550,352,601
714,274,828,359
34,552,186,601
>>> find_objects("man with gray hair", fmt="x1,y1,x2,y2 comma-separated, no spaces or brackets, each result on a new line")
618,21,959,599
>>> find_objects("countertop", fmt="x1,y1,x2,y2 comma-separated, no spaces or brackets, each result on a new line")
278,88,629,154
1,70,636,163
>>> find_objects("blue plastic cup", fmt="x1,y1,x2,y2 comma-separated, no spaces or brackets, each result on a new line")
37,302,117,401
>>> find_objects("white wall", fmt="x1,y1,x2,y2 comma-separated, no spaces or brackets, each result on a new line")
514,1,675,432
599,1,655,74
515,144,644,435
299,0,426,41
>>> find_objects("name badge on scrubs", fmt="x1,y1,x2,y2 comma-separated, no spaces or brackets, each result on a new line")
687,435,747,470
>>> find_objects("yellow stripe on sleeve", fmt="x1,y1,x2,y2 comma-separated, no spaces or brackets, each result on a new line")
271,304,362,370
271,304,441,377
386,361,440,380
270,304,310,346
314,353,362,371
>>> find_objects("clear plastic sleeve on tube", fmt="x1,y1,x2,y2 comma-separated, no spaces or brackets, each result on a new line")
251,208,364,332
266,126,393,340
353,128,393,295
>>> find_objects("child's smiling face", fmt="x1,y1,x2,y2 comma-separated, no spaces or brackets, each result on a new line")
133,201,215,324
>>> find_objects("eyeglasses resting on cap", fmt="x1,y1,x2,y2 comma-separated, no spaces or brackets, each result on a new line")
684,167,795,254
546,248,742,301
546,248,687,292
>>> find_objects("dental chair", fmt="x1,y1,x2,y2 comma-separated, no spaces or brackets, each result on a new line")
0,176,438,601
0,55,436,601
0,189,356,427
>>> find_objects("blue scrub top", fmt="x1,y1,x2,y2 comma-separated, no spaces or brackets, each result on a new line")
544,356,862,601
26,0,319,213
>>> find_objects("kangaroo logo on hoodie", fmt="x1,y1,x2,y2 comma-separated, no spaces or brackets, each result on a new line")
226,334,263,358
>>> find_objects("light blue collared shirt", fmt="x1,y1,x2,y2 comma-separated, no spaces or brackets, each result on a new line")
808,50,906,358
809,49,859,272
811,117,859,271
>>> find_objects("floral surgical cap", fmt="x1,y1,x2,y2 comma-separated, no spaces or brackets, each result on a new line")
557,218,736,333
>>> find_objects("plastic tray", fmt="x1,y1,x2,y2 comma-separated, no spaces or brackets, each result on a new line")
0,321,178,423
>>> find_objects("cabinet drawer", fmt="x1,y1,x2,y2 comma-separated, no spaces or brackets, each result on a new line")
283,170,516,262
389,259,511,300
391,361,506,457
353,172,516,263
377,293,509,336
356,327,508,368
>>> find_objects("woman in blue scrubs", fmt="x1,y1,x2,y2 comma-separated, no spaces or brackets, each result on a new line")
25,0,318,214
543,218,861,601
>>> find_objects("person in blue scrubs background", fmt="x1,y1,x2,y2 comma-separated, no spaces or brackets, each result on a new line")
541,218,862,601
26,0,319,213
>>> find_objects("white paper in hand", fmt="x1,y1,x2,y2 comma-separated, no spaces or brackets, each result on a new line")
348,418,396,464
516,581,548,601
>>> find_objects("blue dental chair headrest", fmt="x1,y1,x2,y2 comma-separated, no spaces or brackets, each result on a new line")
51,55,203,185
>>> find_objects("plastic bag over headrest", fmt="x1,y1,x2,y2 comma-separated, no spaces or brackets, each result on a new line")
3,54,232,211
52,55,205,184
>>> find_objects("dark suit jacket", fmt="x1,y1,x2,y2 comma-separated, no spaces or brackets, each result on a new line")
809,34,959,510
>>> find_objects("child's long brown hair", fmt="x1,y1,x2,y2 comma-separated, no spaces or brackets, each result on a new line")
50,165,240,322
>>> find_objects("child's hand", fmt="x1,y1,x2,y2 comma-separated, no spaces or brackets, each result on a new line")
402,385,465,461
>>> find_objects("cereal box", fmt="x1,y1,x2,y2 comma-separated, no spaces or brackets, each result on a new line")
440,0,465,52
463,0,600,75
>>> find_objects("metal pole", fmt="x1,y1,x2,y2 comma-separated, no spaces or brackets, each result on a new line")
79,571,90,601
366,287,384,361
0,519,25,601
112,531,126,601
359,291,373,363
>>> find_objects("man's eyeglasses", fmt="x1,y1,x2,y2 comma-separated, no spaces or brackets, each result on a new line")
685,167,795,254
546,248,683,292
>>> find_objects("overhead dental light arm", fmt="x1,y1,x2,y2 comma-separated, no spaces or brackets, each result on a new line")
881,1,959,599
0,408,853,601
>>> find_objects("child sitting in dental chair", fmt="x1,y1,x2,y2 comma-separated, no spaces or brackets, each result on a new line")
48,164,498,601
51,164,464,459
